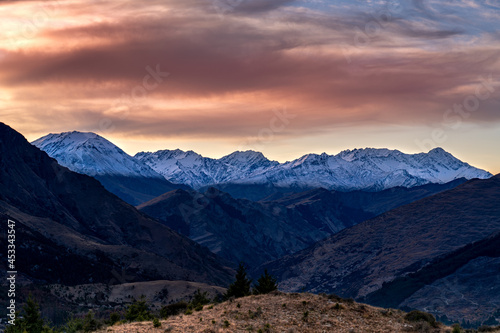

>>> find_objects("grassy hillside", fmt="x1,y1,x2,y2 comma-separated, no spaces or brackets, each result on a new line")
97,292,462,333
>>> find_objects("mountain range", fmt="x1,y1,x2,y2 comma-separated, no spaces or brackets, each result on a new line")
135,146,491,193
33,131,491,204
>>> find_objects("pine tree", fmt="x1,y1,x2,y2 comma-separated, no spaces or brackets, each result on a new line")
6,296,52,333
225,262,252,299
253,269,278,295
23,297,44,333
82,310,99,332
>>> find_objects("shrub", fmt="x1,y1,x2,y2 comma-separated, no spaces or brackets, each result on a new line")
404,310,438,328
328,294,342,302
82,310,100,332
160,301,189,318
125,296,152,322
153,317,161,328
452,324,462,333
109,312,121,325
191,289,211,308
333,303,344,310
413,321,433,333
249,306,263,319
64,316,84,333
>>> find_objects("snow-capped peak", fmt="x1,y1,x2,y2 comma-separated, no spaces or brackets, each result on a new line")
32,131,163,178
221,150,267,162
138,147,492,190
34,130,492,192
426,147,455,160
220,150,278,169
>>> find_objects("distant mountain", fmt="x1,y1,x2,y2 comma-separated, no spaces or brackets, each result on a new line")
137,187,329,267
33,131,490,201
0,123,232,288
261,175,500,324
134,149,279,190
136,148,492,196
137,180,466,267
32,132,189,205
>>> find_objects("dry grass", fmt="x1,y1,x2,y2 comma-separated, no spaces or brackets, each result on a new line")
98,292,453,333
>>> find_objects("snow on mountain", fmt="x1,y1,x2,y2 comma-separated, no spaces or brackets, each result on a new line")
134,149,278,189
137,147,492,191
219,151,280,176
33,131,491,191
32,131,163,178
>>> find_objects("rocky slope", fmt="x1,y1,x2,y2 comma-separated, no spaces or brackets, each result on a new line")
32,132,189,205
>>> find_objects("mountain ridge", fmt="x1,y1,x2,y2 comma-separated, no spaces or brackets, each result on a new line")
33,131,491,197
136,146,491,192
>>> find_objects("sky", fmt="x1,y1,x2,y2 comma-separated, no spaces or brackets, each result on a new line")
0,0,499,173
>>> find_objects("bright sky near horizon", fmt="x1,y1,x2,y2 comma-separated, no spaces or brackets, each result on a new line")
0,0,499,173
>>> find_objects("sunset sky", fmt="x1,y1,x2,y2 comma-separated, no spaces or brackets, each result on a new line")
0,0,499,173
